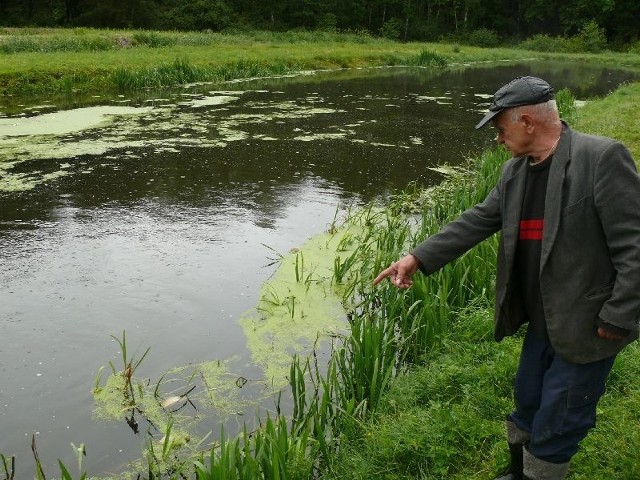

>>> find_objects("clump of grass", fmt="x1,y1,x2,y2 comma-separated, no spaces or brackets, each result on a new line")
408,49,449,67
555,87,577,121
111,57,203,90
132,31,178,48
110,56,300,92
325,303,520,480
0,35,106,54
108,330,150,401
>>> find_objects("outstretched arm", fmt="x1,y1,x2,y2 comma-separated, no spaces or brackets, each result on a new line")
375,173,505,290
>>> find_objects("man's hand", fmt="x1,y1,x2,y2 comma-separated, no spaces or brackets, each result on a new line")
597,327,626,341
373,254,420,289
596,318,630,341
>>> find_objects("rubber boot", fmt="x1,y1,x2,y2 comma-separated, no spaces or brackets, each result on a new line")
494,420,530,480
523,448,570,480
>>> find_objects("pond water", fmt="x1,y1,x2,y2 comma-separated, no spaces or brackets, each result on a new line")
0,60,637,476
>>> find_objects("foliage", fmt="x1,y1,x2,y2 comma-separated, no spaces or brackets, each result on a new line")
1,0,639,47
519,34,576,53
575,20,608,53
518,21,609,54
379,18,403,41
466,28,501,48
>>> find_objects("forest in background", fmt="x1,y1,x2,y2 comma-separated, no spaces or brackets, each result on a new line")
1,0,639,49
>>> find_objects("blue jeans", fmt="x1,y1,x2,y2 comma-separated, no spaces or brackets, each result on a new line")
509,328,616,463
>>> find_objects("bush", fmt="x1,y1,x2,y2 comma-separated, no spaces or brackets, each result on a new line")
575,20,607,53
519,22,608,53
629,41,640,54
317,13,338,32
519,33,574,52
467,28,500,48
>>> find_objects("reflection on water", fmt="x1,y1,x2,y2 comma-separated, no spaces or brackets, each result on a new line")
0,61,637,476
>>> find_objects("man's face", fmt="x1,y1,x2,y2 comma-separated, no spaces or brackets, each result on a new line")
493,110,531,157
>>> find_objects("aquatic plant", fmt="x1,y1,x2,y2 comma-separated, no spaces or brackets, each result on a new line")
107,330,150,402
0,453,15,480
58,444,87,480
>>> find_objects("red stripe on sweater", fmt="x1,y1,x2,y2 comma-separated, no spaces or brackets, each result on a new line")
520,219,543,240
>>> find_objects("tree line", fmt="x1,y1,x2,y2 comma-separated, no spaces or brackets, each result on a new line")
1,0,639,47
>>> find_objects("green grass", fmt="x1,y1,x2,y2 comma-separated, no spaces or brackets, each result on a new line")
324,304,519,480
571,82,640,159
2,28,640,96
326,313,640,480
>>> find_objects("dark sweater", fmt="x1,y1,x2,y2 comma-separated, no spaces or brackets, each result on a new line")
515,156,552,337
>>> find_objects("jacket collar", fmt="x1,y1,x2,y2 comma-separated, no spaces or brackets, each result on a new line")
541,121,571,267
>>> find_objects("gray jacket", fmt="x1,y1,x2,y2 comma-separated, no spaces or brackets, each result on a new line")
412,124,640,363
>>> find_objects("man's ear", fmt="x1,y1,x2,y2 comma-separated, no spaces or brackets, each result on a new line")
520,113,535,132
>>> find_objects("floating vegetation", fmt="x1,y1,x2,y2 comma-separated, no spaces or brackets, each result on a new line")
0,90,356,192
240,225,360,387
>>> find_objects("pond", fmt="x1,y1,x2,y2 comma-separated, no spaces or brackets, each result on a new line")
0,60,637,476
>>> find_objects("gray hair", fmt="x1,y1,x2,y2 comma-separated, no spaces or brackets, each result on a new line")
508,99,560,125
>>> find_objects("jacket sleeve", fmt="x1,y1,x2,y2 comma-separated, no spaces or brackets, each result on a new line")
411,180,503,275
594,142,640,330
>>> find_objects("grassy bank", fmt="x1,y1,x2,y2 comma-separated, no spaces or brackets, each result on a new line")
2,28,640,97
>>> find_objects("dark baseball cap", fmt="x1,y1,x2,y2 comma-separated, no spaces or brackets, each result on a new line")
475,76,555,129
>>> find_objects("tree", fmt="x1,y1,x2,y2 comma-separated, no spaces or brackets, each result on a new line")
158,0,233,31
558,0,614,35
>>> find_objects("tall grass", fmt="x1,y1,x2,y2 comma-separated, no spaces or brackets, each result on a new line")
109,56,300,91
0,28,387,55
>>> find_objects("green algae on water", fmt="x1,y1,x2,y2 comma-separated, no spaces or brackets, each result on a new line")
239,223,361,388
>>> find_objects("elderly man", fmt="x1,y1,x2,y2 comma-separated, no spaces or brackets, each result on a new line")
374,76,640,479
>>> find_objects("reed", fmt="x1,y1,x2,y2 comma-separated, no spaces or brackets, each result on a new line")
0,453,15,480
57,444,87,480
110,56,300,92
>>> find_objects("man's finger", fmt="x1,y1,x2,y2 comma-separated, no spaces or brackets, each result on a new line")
373,266,394,285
